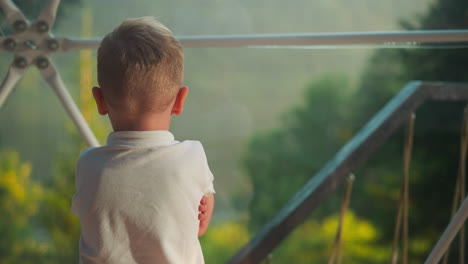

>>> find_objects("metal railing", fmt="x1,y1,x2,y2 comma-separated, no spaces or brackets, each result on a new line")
227,81,468,264
57,30,468,50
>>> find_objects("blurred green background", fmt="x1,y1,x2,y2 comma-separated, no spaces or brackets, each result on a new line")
1,0,467,263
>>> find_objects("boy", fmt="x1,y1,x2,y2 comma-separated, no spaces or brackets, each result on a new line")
71,17,215,264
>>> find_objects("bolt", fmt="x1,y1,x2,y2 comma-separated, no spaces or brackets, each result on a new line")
36,57,49,69
3,38,16,51
24,40,38,50
13,20,27,32
36,21,49,33
47,39,59,51
14,57,28,68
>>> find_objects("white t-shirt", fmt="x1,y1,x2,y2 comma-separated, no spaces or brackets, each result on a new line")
72,130,215,264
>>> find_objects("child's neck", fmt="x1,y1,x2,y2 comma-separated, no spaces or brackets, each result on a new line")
110,112,172,132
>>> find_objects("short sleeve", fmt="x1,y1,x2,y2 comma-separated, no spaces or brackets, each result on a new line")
203,168,215,196
197,141,215,196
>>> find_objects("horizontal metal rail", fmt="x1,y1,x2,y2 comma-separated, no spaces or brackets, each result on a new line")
56,30,468,50
227,82,468,264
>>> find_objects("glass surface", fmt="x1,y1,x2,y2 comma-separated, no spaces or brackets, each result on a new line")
2,0,468,263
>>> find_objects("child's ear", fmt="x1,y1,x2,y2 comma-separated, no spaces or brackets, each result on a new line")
92,87,108,115
172,86,189,115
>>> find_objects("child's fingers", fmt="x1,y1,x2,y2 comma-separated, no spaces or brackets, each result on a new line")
198,212,205,221
198,204,206,212
200,197,207,205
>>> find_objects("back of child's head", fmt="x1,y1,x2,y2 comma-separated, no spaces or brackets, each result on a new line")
97,17,183,114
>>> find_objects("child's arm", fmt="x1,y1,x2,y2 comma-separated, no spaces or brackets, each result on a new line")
197,194,215,237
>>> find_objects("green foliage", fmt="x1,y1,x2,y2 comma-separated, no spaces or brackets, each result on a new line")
0,148,81,264
244,75,389,262
0,151,46,264
351,0,468,262
200,221,250,263
37,143,81,263
273,211,389,264
246,75,352,231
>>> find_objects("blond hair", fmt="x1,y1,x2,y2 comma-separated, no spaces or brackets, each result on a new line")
97,17,183,113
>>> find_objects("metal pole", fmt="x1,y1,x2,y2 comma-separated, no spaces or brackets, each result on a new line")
0,64,24,109
36,0,60,28
0,0,27,26
177,30,468,47
58,30,468,50
39,62,100,147
425,194,468,264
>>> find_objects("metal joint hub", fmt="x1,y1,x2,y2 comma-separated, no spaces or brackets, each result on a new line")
0,0,100,147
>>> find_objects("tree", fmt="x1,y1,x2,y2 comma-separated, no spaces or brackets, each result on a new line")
245,75,353,232
200,221,250,263
272,211,389,264
244,0,468,262
37,143,81,263
244,75,391,262
0,151,46,264
351,0,468,261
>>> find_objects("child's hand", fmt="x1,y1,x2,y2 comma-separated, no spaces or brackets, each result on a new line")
198,197,207,224
197,194,214,237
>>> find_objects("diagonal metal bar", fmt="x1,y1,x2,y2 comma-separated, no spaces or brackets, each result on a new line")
39,60,99,147
228,82,468,264
425,194,468,264
0,0,28,27
36,0,60,30
0,63,24,109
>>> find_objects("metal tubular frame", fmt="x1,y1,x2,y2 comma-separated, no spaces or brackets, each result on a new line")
0,0,99,146
40,62,99,147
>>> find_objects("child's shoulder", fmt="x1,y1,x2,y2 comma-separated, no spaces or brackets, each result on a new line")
171,140,210,162
76,146,99,165
177,140,207,152
178,139,202,147
78,146,97,157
